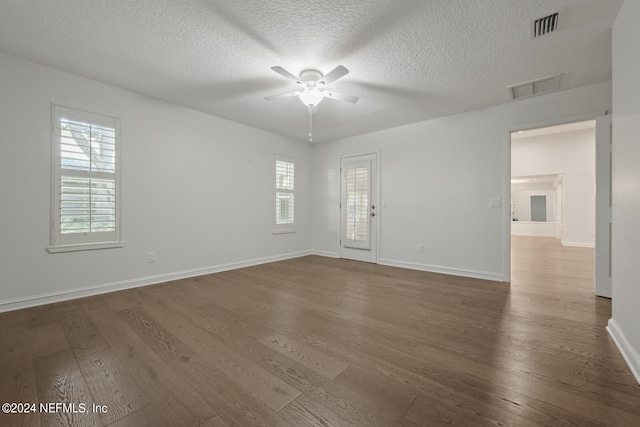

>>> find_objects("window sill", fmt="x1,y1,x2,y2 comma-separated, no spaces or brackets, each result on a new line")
47,241,125,253
272,229,296,235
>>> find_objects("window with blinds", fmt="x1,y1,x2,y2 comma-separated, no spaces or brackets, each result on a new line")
50,105,122,251
344,167,369,243
275,156,295,229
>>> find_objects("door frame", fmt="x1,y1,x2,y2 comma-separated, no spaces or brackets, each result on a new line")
594,114,613,297
339,150,380,263
504,111,607,282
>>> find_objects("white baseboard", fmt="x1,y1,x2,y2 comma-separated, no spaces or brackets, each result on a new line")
561,240,595,248
511,232,558,238
311,250,339,258
607,318,640,385
378,258,504,282
0,250,313,313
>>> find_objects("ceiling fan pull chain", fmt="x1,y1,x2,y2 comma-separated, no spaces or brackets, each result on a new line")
309,106,313,142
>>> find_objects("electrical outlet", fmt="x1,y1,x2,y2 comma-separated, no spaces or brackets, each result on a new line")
148,252,156,263
418,244,424,253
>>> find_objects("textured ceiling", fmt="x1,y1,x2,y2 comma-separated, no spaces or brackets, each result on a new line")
0,0,620,143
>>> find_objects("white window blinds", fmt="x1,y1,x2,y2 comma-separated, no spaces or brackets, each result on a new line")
275,157,294,227
344,166,369,243
50,105,121,251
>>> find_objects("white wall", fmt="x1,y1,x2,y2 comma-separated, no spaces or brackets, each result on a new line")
311,81,611,281
0,53,312,311
608,0,640,384
511,129,596,246
511,221,558,238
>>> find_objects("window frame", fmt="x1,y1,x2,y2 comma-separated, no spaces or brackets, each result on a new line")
48,104,123,253
273,154,296,234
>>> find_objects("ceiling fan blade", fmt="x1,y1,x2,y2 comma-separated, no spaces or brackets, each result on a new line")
264,91,301,101
270,66,302,84
318,65,349,86
322,90,359,104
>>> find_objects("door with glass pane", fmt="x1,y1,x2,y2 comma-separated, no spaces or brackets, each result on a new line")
340,153,377,263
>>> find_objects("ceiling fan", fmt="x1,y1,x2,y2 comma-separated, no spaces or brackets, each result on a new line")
265,65,359,141
265,65,359,106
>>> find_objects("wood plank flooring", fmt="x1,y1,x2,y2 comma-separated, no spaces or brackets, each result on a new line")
1,236,639,426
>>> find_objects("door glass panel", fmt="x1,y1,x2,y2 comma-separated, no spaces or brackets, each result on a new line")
343,161,370,249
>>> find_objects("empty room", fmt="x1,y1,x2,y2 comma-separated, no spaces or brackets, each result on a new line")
1,1,639,426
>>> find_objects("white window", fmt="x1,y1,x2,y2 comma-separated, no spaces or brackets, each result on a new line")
274,155,295,233
48,105,122,252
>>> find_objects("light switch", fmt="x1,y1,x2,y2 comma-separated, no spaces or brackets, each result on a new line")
489,198,502,208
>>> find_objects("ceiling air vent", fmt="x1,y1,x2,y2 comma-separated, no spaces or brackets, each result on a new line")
508,75,561,100
532,12,560,38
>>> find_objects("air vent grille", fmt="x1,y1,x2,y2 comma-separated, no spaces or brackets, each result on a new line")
508,75,561,100
532,12,559,38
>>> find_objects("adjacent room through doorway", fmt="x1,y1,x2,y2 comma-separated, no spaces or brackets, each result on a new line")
510,120,597,293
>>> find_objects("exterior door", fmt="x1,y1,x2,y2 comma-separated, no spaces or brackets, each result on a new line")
340,153,377,263
595,115,612,298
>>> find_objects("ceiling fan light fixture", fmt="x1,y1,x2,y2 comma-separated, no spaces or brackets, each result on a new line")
299,88,324,107
267,65,357,140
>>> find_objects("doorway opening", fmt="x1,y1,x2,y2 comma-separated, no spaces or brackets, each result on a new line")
509,119,603,295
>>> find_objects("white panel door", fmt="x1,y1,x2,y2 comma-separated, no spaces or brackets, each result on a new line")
595,115,612,298
340,153,377,263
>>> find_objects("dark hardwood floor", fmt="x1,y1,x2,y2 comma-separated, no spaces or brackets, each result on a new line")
1,236,639,426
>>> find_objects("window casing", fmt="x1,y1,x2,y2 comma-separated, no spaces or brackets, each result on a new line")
49,105,122,252
274,155,295,233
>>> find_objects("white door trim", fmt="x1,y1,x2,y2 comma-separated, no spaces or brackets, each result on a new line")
595,114,613,298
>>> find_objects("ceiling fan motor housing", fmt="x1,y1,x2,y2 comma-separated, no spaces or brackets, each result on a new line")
300,69,323,87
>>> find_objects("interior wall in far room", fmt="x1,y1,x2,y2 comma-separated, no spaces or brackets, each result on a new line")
511,126,595,247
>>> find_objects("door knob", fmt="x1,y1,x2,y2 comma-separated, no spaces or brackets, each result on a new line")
371,212,376,217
